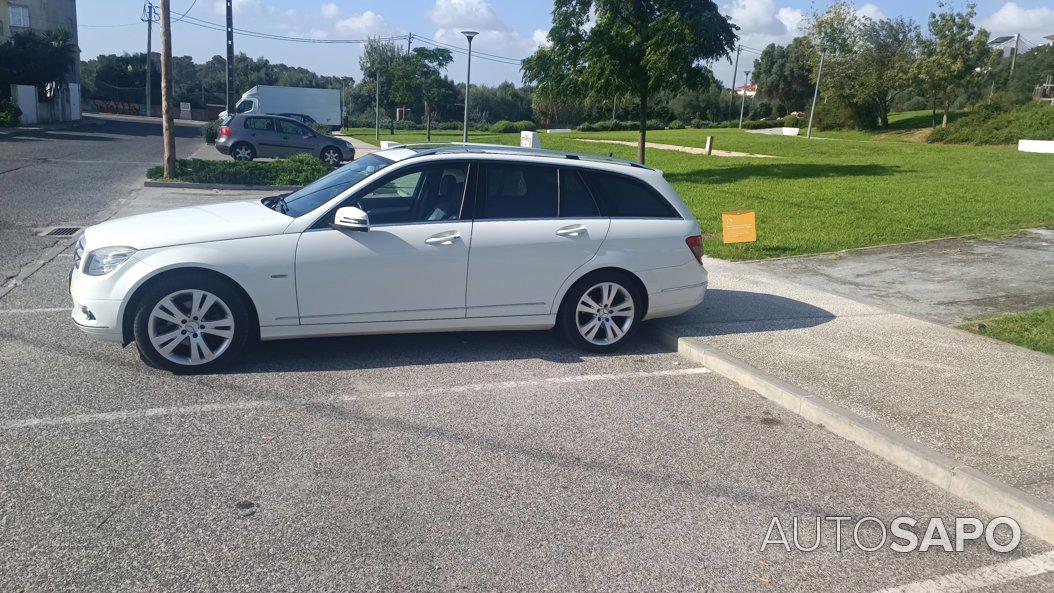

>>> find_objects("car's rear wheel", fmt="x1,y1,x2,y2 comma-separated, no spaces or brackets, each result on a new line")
320,146,342,166
231,142,255,161
559,271,642,352
133,275,249,373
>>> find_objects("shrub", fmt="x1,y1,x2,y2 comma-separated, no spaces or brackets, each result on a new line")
489,120,518,133
201,120,219,144
0,99,22,127
812,103,857,131
689,118,707,129
666,119,685,129
577,122,595,132
646,119,665,130
514,120,537,132
146,153,330,186
928,102,1054,145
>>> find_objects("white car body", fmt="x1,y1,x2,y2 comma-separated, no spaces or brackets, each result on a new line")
70,145,706,364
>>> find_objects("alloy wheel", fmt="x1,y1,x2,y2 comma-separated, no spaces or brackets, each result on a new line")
232,145,253,160
322,148,341,166
147,289,235,366
575,282,635,346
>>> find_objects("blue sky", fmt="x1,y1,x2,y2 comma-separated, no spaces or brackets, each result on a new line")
77,0,1054,88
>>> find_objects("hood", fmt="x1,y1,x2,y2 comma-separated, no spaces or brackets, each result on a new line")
83,199,293,251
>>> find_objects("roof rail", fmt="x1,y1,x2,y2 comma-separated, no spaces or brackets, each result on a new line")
387,142,653,170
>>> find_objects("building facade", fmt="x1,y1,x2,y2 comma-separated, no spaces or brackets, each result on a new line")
1,0,80,82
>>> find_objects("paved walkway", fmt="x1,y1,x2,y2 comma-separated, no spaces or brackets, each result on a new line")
572,137,775,158
653,257,1054,505
746,229,1054,325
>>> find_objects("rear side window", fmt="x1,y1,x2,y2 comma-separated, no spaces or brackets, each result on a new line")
478,164,557,219
584,172,679,218
559,169,599,217
244,117,274,131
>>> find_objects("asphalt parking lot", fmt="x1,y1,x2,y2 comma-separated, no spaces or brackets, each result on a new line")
2,122,1052,591
0,206,1051,592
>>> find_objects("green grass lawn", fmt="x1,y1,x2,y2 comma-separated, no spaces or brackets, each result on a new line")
345,123,1054,260
960,309,1054,355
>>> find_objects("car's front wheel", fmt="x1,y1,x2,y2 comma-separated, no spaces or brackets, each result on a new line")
320,146,342,167
559,271,642,352
133,275,250,373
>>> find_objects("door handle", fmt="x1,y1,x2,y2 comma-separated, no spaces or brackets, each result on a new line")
425,231,461,246
556,224,587,237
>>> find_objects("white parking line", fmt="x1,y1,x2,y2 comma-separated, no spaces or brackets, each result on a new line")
872,550,1054,593
0,307,69,314
1,367,710,431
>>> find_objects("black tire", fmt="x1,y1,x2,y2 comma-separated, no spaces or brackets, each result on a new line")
320,146,342,167
231,142,255,161
132,274,251,373
558,270,644,353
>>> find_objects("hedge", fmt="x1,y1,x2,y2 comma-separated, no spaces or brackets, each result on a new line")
928,102,1054,145
0,99,22,127
146,153,330,186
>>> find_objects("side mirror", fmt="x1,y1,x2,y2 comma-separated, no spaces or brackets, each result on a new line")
332,206,369,232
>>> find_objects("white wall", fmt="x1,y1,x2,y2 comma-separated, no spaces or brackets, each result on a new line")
69,83,81,121
13,85,38,125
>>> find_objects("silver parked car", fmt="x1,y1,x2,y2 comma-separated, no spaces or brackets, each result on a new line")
215,114,354,166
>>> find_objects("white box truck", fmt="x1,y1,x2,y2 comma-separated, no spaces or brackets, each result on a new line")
219,85,341,128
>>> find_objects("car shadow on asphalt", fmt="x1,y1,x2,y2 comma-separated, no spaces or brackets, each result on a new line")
657,288,836,337
224,329,671,374
220,289,833,374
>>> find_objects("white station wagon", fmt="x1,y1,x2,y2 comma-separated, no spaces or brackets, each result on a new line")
70,144,707,372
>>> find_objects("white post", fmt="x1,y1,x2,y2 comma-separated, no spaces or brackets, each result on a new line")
807,50,826,139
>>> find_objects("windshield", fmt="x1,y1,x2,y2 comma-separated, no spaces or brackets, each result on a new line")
265,154,393,218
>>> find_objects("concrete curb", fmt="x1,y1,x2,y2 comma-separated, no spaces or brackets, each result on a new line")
651,326,1054,546
143,181,300,191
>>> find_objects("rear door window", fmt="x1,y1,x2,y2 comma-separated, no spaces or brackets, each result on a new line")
276,119,304,135
478,163,557,220
584,171,679,218
559,169,599,217
244,117,274,132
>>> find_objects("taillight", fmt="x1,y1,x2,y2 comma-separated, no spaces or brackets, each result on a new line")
685,235,703,264
218,125,230,138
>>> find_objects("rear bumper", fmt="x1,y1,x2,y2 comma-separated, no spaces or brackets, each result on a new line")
214,141,231,155
642,262,708,320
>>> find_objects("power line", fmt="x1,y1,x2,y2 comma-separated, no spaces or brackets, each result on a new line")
172,0,198,23
81,22,141,27
414,35,525,66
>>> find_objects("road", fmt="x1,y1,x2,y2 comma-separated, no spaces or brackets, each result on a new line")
0,114,203,286
0,122,1052,591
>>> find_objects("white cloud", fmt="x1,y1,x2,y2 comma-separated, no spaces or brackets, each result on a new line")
855,3,886,21
212,0,260,15
320,2,341,19
532,28,550,48
776,7,803,35
335,10,397,37
428,0,505,31
981,2,1054,41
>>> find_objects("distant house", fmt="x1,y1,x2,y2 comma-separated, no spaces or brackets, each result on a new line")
988,35,1017,58
1,0,81,124
1,0,80,83
735,84,757,98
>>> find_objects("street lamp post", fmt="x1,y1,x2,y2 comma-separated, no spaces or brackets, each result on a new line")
738,70,751,128
461,30,478,143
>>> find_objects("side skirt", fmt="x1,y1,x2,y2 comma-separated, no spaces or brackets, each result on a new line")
259,315,557,341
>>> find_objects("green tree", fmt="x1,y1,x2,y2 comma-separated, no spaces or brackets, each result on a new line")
912,2,990,128
359,38,403,135
390,47,453,141
523,0,737,163
0,29,77,96
752,37,814,116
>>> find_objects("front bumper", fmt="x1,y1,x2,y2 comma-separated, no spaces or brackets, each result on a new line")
69,255,153,344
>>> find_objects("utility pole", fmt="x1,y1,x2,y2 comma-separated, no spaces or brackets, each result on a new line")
375,69,380,141
159,0,175,178
407,32,413,54
807,49,826,139
1008,33,1020,84
612,95,617,121
143,1,154,118
728,45,741,122
738,70,751,128
224,0,235,113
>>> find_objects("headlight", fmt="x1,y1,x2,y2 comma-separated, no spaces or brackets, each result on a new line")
84,247,137,276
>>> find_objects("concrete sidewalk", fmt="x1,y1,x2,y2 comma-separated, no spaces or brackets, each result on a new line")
652,257,1054,509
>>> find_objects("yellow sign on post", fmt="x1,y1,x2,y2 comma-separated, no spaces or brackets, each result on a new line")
722,210,757,244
